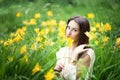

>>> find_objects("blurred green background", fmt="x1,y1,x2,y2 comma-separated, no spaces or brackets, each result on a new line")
0,0,120,39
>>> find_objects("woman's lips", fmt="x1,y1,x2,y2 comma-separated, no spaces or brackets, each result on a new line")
66,35,70,38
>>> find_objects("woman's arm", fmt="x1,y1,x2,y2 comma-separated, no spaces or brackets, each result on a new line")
76,53,91,79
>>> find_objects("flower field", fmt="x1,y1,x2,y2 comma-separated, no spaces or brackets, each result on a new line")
0,1,120,80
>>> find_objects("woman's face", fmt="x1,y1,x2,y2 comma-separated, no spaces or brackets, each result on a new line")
66,20,80,42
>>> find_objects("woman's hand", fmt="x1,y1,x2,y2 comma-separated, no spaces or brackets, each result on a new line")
71,44,89,64
54,62,64,72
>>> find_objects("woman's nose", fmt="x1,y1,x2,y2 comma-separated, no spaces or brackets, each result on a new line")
67,30,71,35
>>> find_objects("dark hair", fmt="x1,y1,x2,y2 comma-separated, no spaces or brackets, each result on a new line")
66,16,90,46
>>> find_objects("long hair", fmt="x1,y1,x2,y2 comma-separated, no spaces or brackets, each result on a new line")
66,16,90,46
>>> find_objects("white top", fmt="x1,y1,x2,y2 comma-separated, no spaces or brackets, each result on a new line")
56,46,95,80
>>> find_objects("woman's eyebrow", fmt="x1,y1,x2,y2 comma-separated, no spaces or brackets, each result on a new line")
72,28,79,30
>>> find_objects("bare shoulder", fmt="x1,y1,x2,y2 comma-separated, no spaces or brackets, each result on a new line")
81,48,95,66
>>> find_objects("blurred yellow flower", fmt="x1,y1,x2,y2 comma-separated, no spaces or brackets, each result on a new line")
8,39,13,45
16,28,25,37
102,36,109,43
45,28,50,34
90,33,97,40
85,31,92,40
8,56,13,62
16,12,22,17
32,63,41,75
58,25,65,32
0,40,4,43
58,23,65,38
13,35,22,42
34,28,40,34
20,44,27,54
58,32,65,38
34,13,41,18
49,19,57,26
67,38,73,46
116,37,120,45
46,20,51,26
41,21,47,26
47,10,53,17
23,20,29,25
22,26,26,32
103,23,111,31
98,26,104,32
87,13,94,19
36,37,43,42
60,38,66,43
10,33,16,37
30,43,36,50
39,29,46,35
95,40,99,45
39,44,44,49
58,20,66,27
44,41,50,46
3,39,13,46
29,19,37,25
23,55,28,62
4,41,9,46
44,69,55,80
95,23,100,28
91,27,96,32
50,28,55,33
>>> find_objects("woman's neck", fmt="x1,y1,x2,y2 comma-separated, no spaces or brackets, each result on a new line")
70,41,79,50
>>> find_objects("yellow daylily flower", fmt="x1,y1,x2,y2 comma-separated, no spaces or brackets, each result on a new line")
0,40,4,43
116,37,120,45
103,23,111,31
8,39,13,45
67,38,73,46
44,69,55,80
10,33,16,37
16,12,22,17
34,13,41,18
4,41,9,47
102,36,109,43
23,54,28,62
22,20,29,25
13,35,22,42
95,23,100,28
30,43,36,50
34,28,40,34
36,37,43,42
29,19,37,25
41,21,47,26
58,20,66,28
32,63,41,75
49,19,57,26
47,10,53,17
95,40,99,45
91,27,96,32
39,44,44,49
20,44,27,54
87,13,94,19
8,56,13,62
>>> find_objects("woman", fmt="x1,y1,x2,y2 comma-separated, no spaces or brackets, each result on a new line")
54,16,95,80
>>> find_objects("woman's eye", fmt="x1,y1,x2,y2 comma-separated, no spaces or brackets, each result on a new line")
73,29,77,32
